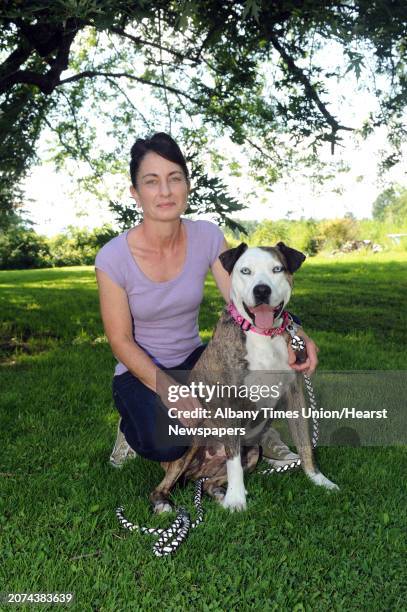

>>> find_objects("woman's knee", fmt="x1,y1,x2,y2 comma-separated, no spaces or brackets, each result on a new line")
111,372,189,462
116,410,189,462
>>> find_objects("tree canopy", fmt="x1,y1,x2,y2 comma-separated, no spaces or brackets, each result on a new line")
372,184,407,223
1,0,406,228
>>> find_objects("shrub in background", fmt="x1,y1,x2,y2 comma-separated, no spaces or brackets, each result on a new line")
0,227,51,269
246,219,321,255
250,220,290,246
317,217,357,250
46,224,118,267
0,224,118,269
286,219,320,255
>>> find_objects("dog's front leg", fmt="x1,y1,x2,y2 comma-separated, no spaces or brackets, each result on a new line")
222,438,247,512
150,445,199,513
286,381,339,491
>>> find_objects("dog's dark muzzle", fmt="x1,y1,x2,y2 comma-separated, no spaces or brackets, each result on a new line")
253,283,271,304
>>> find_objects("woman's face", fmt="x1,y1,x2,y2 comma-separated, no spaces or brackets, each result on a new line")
130,151,189,221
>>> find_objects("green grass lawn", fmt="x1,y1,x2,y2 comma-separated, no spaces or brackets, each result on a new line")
1,251,406,611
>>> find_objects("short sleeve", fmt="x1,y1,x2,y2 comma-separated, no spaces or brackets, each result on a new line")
200,221,225,267
94,237,126,289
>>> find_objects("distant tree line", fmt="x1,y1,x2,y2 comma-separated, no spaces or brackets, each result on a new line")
0,223,117,269
1,184,406,270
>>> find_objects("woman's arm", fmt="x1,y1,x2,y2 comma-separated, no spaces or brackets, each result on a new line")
96,269,204,425
210,238,231,302
96,269,160,391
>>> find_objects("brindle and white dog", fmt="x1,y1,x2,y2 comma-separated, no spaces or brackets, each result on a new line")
150,242,339,513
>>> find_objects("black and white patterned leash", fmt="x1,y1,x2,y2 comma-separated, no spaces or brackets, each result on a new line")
115,476,207,557
115,318,319,555
259,318,319,475
258,373,319,475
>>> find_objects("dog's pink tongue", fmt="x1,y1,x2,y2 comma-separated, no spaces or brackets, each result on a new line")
249,305,274,329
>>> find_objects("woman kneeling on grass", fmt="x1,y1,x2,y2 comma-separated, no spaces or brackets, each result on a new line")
94,132,318,479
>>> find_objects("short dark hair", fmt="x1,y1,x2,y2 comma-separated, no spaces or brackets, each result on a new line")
130,132,189,188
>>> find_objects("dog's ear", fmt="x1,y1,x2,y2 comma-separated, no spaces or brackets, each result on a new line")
219,243,248,274
276,242,306,273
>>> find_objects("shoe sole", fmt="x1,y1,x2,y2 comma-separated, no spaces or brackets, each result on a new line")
264,456,300,468
109,450,137,468
109,457,125,468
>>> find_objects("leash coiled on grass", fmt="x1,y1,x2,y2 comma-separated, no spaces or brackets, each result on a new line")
115,477,207,557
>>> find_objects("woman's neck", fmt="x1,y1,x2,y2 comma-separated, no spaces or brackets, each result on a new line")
139,218,183,251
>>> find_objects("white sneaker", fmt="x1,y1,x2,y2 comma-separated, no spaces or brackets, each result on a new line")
263,445,300,468
261,427,300,468
109,418,137,468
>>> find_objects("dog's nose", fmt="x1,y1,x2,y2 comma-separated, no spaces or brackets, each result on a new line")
253,284,271,302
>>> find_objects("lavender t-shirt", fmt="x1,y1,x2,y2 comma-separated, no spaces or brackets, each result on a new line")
95,218,224,375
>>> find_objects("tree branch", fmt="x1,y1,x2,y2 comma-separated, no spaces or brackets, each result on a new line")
192,23,222,64
108,23,221,74
158,10,172,133
46,20,78,85
59,90,96,172
108,25,194,64
14,17,77,58
0,18,79,95
105,77,152,129
267,32,354,148
0,69,51,94
245,136,283,165
57,70,201,104
42,114,77,158
0,42,32,80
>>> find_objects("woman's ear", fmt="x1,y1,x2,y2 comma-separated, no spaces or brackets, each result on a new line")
130,185,141,208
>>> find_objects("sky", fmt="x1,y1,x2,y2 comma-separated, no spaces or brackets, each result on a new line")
23,128,405,237
22,40,406,237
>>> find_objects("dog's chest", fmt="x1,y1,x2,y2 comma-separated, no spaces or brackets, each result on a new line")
245,333,291,371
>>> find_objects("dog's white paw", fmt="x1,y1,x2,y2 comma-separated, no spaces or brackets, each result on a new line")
222,491,247,512
307,471,339,491
153,501,173,514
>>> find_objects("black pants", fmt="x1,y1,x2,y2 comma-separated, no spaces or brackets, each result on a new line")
112,345,207,462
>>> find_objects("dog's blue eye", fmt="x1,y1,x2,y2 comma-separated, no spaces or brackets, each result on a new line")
273,266,284,273
240,267,251,275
